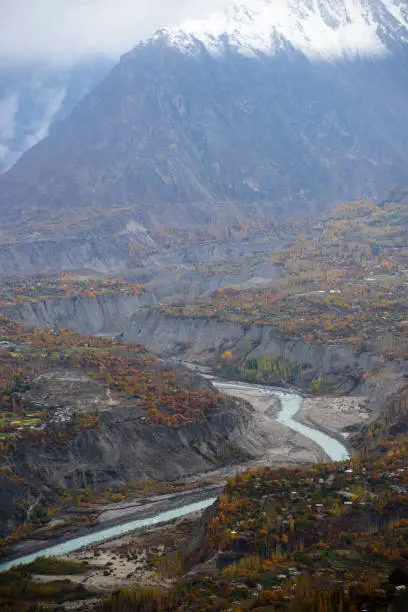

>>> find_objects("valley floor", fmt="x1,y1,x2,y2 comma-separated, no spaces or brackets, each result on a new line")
21,383,372,607
213,382,327,464
33,515,202,596
5,380,368,565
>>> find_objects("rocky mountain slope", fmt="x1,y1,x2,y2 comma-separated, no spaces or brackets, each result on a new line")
1,0,408,240
0,56,113,175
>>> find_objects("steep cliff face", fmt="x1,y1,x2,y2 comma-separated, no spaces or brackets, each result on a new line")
125,310,379,369
0,220,286,280
3,295,380,375
131,311,408,411
124,310,391,394
4,293,155,335
0,233,152,278
6,296,403,409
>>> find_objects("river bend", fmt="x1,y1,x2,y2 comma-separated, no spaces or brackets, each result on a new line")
0,382,348,571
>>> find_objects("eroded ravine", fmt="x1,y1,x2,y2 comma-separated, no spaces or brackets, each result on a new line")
0,381,349,572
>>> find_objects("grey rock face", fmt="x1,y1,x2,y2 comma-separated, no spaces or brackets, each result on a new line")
1,31,408,229
5,295,396,403
4,293,155,334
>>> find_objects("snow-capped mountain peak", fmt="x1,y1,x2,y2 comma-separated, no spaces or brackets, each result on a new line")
152,0,408,60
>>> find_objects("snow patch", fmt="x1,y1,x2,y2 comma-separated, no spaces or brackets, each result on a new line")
150,0,408,60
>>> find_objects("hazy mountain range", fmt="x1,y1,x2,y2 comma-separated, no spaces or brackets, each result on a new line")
1,0,408,232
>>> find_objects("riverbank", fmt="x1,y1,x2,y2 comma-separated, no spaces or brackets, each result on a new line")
214,381,350,462
30,387,358,593
213,381,328,464
64,513,203,594
0,380,356,572
297,396,371,450
0,486,221,571
185,364,362,456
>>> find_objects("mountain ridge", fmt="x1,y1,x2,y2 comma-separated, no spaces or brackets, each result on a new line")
152,0,408,60
1,0,408,243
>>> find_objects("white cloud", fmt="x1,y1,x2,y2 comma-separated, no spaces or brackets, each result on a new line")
24,87,66,148
0,143,10,161
0,93,19,139
0,0,223,65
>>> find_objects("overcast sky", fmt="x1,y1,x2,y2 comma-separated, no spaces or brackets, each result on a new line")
0,0,223,66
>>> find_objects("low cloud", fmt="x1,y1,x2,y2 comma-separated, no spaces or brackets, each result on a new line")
24,88,67,148
0,143,10,162
0,0,223,66
0,93,19,139
0,86,67,172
